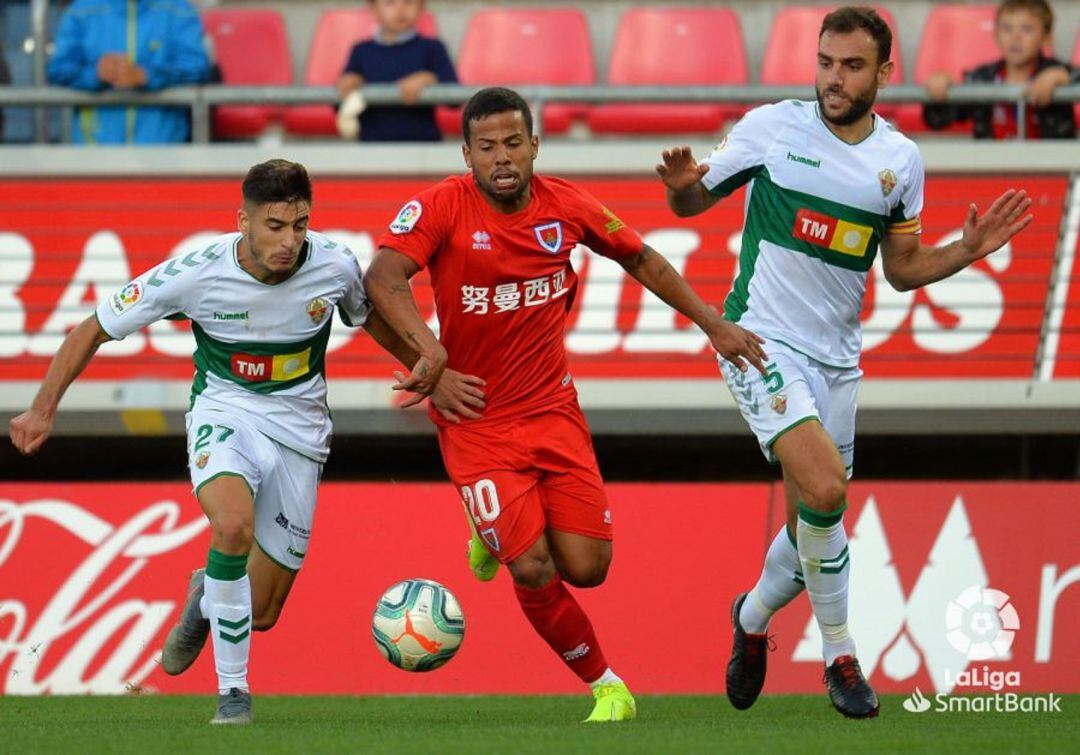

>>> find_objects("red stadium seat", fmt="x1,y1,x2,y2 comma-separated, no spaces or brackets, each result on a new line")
895,4,999,133
436,9,595,136
586,7,747,135
283,8,439,136
761,6,905,122
202,9,292,139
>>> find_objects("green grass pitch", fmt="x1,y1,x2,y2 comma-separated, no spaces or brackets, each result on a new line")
3,695,1076,754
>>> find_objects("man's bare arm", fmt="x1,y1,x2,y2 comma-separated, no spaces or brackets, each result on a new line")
363,247,448,395
9,315,113,455
881,189,1032,292
619,244,767,374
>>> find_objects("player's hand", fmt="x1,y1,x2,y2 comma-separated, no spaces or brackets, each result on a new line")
925,72,952,102
399,370,487,423
707,318,768,375
9,407,54,456
959,189,1034,262
656,146,708,192
391,346,448,397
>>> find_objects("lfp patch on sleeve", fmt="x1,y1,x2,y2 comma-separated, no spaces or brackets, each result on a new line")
390,200,423,234
108,281,143,316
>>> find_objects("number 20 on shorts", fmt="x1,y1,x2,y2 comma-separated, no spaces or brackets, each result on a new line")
461,479,500,526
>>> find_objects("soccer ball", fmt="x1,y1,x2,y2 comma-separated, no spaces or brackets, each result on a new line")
372,578,465,671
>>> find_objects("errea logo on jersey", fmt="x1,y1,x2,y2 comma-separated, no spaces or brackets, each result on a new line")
792,208,873,257
472,231,492,251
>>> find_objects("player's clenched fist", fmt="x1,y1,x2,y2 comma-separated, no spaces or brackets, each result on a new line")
9,408,53,456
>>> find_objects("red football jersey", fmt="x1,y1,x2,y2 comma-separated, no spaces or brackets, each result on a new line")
376,173,643,426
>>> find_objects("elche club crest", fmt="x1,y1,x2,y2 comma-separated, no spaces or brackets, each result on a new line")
878,169,897,197
307,297,329,325
534,222,563,254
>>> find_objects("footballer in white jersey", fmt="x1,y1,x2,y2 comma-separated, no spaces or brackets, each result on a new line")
9,159,485,724
657,7,1032,720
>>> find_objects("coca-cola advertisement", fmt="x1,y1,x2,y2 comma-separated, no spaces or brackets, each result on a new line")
2,482,1076,696
0,174,1068,382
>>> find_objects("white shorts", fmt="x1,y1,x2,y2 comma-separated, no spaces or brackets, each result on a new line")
186,406,322,572
720,338,860,476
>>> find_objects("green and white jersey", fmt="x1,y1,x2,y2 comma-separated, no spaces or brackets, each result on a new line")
96,230,371,462
703,100,925,368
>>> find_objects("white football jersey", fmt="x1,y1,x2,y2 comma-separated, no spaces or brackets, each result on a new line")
96,230,371,461
703,100,924,367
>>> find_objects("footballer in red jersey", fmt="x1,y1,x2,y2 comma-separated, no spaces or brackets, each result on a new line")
366,87,766,722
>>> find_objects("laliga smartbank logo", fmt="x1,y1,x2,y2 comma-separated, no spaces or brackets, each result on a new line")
902,586,1062,714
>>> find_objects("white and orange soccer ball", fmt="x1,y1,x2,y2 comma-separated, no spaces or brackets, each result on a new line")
372,578,465,671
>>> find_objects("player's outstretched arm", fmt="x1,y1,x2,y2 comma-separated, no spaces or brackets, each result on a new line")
619,244,768,375
362,310,485,423
364,247,448,395
656,146,721,218
9,315,113,455
881,189,1033,292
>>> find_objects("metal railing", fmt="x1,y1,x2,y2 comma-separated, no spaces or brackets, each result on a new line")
2,83,1079,143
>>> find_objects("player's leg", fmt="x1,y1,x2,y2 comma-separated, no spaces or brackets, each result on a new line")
507,522,633,723
534,409,632,722
719,342,815,709
773,415,876,718
727,471,806,709
739,470,805,633
246,442,320,631
197,473,257,725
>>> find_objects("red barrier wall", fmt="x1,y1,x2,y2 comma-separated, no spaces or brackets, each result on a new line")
2,482,1076,696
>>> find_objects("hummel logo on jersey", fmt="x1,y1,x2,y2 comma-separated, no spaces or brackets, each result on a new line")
787,151,821,168
213,311,248,321
792,208,873,257
472,231,492,250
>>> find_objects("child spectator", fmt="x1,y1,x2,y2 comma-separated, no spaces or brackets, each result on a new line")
46,0,210,144
336,0,456,141
923,0,1075,139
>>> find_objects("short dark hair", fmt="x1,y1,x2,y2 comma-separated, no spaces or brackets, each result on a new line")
242,159,312,206
461,87,533,144
819,6,892,65
997,0,1053,33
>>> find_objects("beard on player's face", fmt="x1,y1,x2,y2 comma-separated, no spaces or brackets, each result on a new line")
815,81,877,126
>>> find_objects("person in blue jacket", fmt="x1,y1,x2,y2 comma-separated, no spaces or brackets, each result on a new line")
47,0,210,144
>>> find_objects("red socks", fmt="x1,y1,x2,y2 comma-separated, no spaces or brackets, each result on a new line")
513,573,608,683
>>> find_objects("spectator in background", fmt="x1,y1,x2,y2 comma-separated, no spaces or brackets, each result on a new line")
336,0,456,142
923,0,1075,139
46,0,209,144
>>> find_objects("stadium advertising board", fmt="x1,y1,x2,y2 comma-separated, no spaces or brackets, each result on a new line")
0,175,1068,382
1,482,1075,696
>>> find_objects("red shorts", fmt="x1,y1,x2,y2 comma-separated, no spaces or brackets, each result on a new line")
437,401,612,565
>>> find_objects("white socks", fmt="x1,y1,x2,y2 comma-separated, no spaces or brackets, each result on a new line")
589,667,623,689
796,505,855,666
204,550,252,694
738,525,806,634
